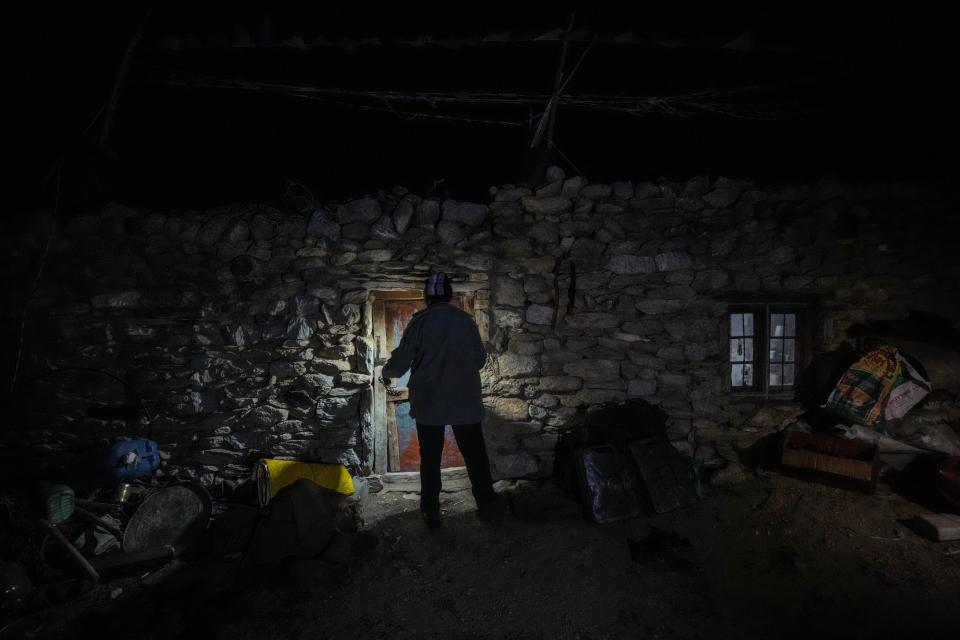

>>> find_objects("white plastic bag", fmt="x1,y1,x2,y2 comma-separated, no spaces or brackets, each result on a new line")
884,354,931,420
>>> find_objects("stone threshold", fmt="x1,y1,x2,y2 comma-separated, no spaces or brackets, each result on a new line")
372,467,470,493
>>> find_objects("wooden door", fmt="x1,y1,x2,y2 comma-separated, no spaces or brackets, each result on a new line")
374,293,472,472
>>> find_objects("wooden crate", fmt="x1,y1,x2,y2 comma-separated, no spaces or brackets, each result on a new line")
780,431,880,489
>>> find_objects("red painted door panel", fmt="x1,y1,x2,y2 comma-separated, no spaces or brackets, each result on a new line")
384,299,465,471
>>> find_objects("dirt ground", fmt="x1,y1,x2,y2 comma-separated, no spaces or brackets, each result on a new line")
14,470,960,640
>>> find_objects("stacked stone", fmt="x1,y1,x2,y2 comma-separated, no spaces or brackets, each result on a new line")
3,175,958,493
3,188,503,492
476,172,960,475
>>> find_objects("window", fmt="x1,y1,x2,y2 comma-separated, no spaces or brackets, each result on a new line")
729,305,805,395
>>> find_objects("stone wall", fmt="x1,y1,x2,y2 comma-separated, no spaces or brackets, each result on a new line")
3,171,959,494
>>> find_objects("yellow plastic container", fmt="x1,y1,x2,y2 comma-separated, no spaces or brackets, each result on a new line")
255,459,355,507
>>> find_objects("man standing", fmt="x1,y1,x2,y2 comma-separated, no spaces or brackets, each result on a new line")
381,272,502,529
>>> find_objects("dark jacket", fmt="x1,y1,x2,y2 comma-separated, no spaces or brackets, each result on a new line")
382,302,487,425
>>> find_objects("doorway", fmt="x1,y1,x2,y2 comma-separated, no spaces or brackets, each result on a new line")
369,290,476,473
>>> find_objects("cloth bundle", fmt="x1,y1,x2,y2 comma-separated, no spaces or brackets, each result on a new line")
255,459,355,508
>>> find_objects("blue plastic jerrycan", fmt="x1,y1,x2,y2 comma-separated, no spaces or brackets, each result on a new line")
109,439,160,481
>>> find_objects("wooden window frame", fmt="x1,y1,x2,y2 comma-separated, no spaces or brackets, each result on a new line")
728,303,812,399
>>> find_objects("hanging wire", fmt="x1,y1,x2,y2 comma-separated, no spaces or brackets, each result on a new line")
287,91,531,127
142,67,827,122
558,36,598,94
550,141,585,178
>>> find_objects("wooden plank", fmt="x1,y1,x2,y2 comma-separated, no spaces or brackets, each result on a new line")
373,363,387,475
372,295,397,474
383,298,425,472
379,467,471,493
358,388,374,474
387,405,400,472
370,290,424,301
382,468,469,483
371,298,388,474
361,299,373,336
780,431,879,487
372,299,386,363
461,293,474,315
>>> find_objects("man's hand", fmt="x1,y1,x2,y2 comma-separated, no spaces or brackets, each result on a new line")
379,375,403,396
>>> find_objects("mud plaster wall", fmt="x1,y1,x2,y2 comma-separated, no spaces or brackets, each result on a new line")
3,174,959,496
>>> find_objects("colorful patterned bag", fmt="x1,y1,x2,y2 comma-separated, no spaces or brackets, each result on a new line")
825,346,900,426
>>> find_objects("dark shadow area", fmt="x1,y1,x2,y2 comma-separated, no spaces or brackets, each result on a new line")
9,7,960,210
888,455,960,515
9,475,960,639
849,310,960,353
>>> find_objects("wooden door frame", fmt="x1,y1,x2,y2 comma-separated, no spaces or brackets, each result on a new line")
367,289,476,475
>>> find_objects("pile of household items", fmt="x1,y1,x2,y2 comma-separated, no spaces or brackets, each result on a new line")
553,341,960,544
554,400,702,525
782,341,960,540
784,342,934,489
0,438,374,633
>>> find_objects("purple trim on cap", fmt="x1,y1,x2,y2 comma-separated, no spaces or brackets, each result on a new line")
427,272,447,296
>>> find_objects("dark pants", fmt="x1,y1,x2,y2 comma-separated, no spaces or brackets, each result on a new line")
416,422,497,514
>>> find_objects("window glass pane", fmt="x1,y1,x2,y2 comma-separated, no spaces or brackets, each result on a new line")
769,338,783,363
743,363,753,386
784,364,795,386
729,338,756,363
730,313,743,337
769,364,783,387
731,364,743,387
771,313,785,337
730,339,743,362
784,339,796,362
743,313,754,336
785,313,796,337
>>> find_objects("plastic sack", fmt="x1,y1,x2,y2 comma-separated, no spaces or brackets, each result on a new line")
574,445,642,524
836,423,929,470
825,346,900,426
884,353,932,420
